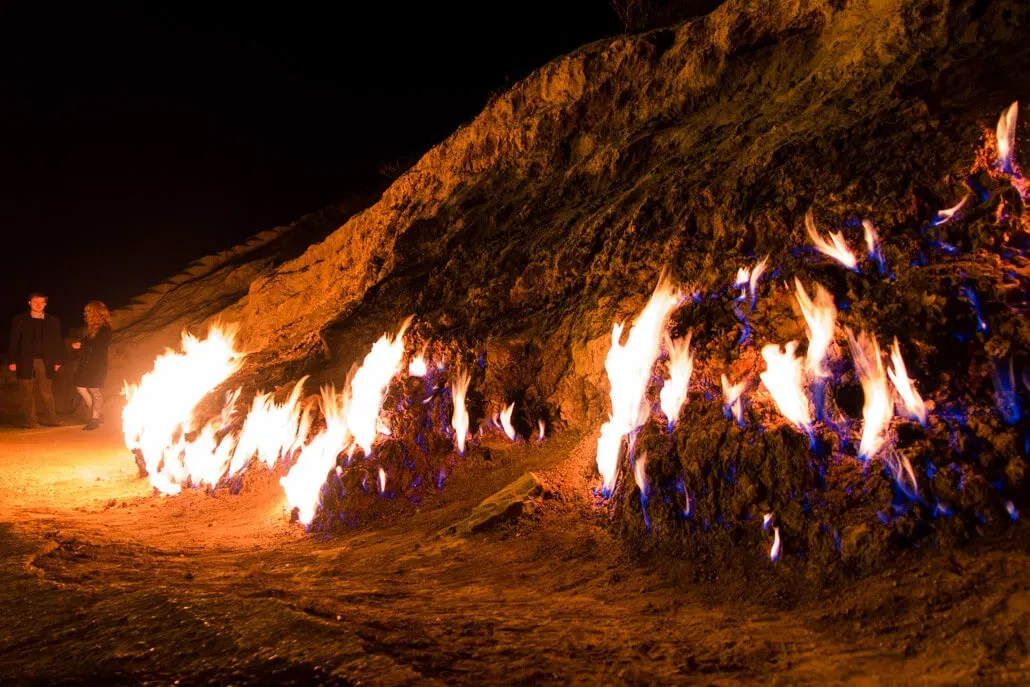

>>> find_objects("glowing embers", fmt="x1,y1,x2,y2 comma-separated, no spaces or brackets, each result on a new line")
596,278,684,495
805,210,857,271
759,342,812,435
450,370,471,455
122,323,246,495
659,333,694,429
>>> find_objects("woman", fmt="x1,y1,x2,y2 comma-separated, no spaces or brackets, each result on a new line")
72,300,112,431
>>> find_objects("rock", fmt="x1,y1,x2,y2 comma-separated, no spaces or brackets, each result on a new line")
448,472,549,536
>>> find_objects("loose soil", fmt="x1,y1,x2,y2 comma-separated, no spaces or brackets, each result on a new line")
1,416,1028,685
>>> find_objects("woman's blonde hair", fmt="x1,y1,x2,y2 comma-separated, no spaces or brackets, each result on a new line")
84,300,111,337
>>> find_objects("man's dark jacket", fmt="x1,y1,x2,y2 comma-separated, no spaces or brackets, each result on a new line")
8,313,63,380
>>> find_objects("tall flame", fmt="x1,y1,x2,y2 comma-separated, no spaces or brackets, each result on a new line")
230,378,310,476
596,278,683,494
805,210,857,270
500,402,517,442
794,279,837,380
759,342,812,433
886,338,927,426
846,329,892,461
345,318,411,456
122,323,246,495
450,370,471,455
280,384,353,525
997,101,1019,174
659,333,694,428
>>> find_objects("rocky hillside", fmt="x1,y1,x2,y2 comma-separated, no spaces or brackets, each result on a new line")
110,0,1030,572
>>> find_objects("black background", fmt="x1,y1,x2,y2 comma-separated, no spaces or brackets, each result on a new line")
0,1,619,340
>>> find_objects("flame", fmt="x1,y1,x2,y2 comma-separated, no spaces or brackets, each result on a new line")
794,279,837,381
450,370,471,455
933,196,967,226
345,318,411,456
596,278,683,494
759,342,812,433
762,512,773,530
770,526,781,562
659,333,694,428
805,210,857,270
997,101,1019,174
846,329,892,461
378,467,387,494
500,402,517,441
721,373,746,425
230,378,310,476
122,323,246,495
537,418,546,442
735,256,769,310
279,383,353,525
861,219,885,272
633,452,649,502
886,338,927,426
408,351,428,377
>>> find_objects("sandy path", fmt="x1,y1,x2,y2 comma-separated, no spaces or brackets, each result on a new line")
1,425,1028,685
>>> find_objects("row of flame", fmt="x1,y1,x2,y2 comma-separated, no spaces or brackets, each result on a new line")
122,102,1022,546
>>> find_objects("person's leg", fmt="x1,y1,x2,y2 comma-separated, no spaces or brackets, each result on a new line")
76,386,93,420
18,377,38,428
89,388,103,420
35,359,59,424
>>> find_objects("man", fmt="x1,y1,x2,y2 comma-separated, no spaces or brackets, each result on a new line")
8,292,63,428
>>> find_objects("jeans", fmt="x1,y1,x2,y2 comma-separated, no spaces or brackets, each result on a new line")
18,358,58,427
76,386,103,420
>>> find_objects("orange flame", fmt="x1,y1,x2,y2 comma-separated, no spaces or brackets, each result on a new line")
122,323,245,495
230,378,310,476
659,333,694,428
794,279,837,380
280,383,353,525
596,278,683,494
846,329,892,461
721,373,746,425
759,342,812,433
997,101,1019,171
408,349,428,377
450,370,471,455
346,318,411,456
887,338,927,426
500,402,517,442
805,210,857,270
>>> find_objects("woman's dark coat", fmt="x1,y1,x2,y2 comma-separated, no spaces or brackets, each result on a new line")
74,325,111,388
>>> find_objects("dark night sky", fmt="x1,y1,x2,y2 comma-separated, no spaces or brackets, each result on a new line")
0,2,620,337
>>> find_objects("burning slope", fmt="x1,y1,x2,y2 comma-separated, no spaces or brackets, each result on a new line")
113,0,1030,573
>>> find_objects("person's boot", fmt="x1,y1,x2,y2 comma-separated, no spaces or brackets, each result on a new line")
83,419,100,431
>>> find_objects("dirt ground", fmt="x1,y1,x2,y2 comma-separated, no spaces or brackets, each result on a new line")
1,414,1029,686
